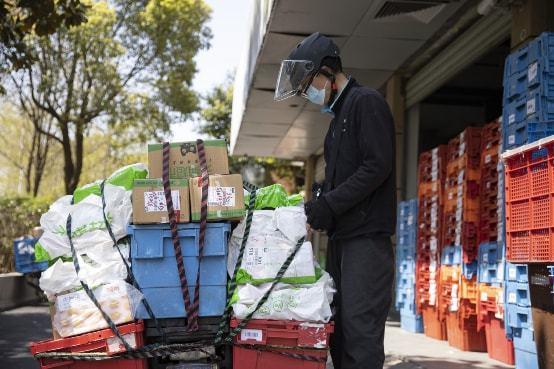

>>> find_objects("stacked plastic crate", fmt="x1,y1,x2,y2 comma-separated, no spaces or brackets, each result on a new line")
395,199,421,333
416,146,447,340
500,32,554,369
476,119,515,364
503,32,554,150
440,127,487,352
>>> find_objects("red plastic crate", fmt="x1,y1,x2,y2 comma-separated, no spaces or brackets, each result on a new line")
231,319,332,369
504,138,554,262
421,305,447,341
29,321,147,369
446,313,487,352
483,313,515,365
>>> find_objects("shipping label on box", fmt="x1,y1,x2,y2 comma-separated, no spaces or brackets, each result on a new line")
148,140,229,179
190,174,245,221
132,179,190,224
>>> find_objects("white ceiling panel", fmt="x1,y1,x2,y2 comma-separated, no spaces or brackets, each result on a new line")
243,107,300,124
341,36,424,70
345,68,392,90
241,121,291,137
269,0,375,36
251,63,280,90
246,88,307,110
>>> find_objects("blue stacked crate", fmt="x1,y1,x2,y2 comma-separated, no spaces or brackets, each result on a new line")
503,32,554,150
395,199,422,333
128,222,230,319
504,263,539,369
13,237,48,274
477,242,504,286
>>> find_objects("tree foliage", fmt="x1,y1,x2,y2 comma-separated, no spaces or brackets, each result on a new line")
8,0,211,194
198,79,304,191
0,0,88,72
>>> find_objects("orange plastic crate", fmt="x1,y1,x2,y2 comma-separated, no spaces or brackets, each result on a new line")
422,305,447,341
460,276,478,305
446,313,487,352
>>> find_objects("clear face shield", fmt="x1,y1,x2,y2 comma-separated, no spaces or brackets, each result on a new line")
274,60,315,101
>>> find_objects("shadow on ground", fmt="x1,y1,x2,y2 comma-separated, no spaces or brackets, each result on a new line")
0,303,52,369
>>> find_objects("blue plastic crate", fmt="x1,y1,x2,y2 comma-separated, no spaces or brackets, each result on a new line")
398,259,416,275
503,120,554,150
441,245,462,266
504,69,529,102
512,327,537,354
506,304,533,330
13,237,48,274
526,88,554,121
515,348,539,369
400,312,424,334
506,263,529,283
506,281,531,307
462,261,478,280
478,261,504,285
503,96,528,127
129,223,230,319
397,229,417,248
478,242,504,264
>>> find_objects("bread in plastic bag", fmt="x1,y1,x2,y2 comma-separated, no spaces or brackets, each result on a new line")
52,280,142,337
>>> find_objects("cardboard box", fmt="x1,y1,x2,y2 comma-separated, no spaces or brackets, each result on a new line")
132,179,190,224
148,140,229,179
190,174,245,222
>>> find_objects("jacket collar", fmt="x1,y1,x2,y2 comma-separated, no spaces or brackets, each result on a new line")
331,77,356,115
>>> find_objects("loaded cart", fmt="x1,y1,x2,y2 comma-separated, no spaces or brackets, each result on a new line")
29,139,335,369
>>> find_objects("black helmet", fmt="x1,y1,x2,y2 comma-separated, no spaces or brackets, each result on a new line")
274,32,341,101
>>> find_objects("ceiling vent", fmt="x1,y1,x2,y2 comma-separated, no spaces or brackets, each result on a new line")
375,0,459,18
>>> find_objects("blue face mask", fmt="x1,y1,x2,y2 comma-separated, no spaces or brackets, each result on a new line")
305,81,327,106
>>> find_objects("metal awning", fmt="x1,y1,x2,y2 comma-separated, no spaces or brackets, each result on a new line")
231,0,466,159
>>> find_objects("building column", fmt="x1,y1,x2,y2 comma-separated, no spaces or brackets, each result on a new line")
405,104,420,200
386,74,406,202
304,155,316,201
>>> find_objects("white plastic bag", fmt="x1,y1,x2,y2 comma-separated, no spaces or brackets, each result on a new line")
37,184,132,259
227,208,312,284
273,206,307,243
52,280,142,337
39,243,129,300
232,269,335,322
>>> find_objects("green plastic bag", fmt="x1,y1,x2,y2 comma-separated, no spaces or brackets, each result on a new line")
244,184,303,210
73,163,148,204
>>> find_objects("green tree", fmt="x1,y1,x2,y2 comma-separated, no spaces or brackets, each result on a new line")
9,0,211,194
198,79,304,191
0,0,88,72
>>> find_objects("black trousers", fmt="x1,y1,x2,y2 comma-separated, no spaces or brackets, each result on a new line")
326,235,395,369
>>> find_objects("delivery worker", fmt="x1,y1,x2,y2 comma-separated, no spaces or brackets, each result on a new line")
274,32,396,369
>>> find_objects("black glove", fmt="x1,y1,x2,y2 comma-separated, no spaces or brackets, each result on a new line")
305,197,335,231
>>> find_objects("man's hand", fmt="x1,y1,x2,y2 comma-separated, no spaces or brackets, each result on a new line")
304,197,335,232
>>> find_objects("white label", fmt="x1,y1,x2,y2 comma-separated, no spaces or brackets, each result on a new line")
527,97,536,115
508,292,517,304
56,290,90,312
509,114,515,125
144,190,180,212
483,253,489,263
241,329,263,342
407,215,414,226
107,333,137,354
509,267,517,280
509,135,515,145
485,154,491,164
208,186,236,207
528,62,538,83
481,292,489,302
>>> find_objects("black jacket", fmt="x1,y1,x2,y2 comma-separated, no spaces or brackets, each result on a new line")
322,78,396,240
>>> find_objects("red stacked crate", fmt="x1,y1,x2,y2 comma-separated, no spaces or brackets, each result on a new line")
416,146,447,340
442,126,482,263
477,284,515,364
479,120,502,244
231,319,333,369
